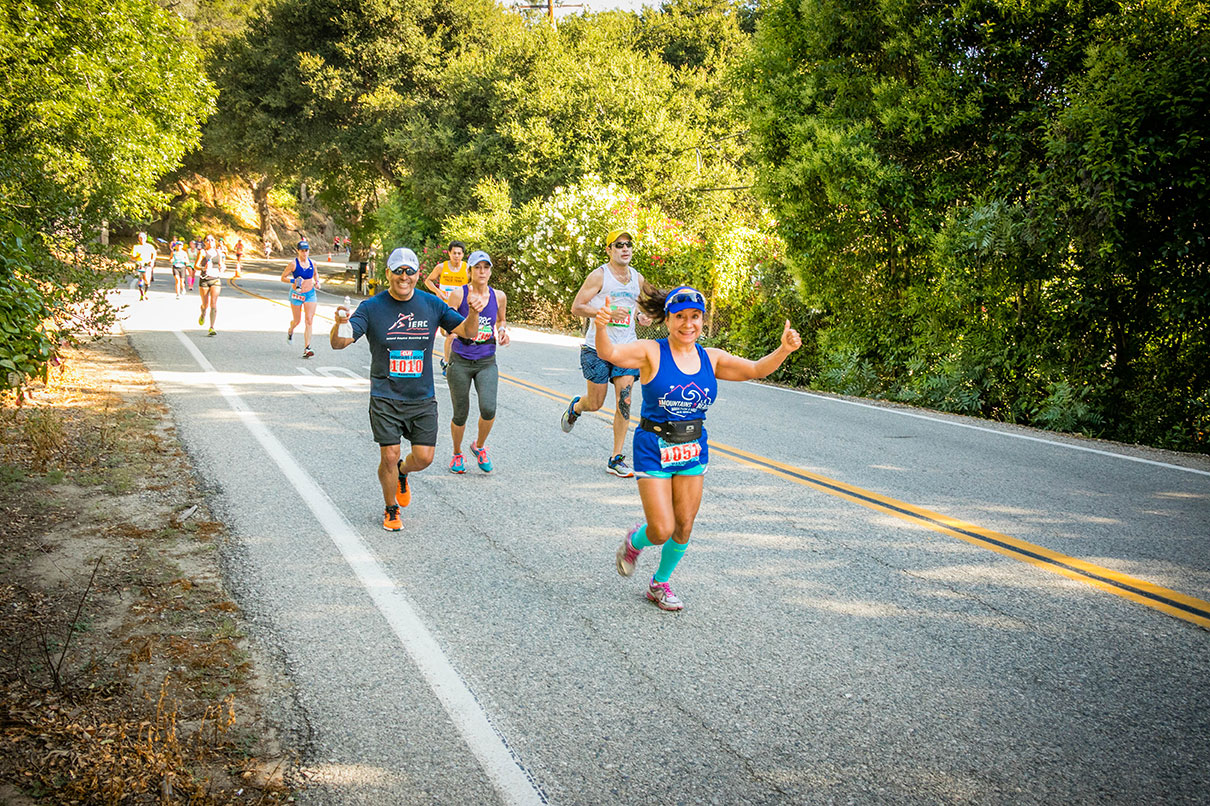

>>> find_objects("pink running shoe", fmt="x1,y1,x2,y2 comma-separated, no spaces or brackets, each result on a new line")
616,524,643,577
647,578,683,611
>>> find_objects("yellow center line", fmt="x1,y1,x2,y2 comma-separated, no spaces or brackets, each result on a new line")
501,372,1210,630
228,275,342,323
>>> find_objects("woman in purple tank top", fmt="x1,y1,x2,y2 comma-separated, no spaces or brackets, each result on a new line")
444,251,510,474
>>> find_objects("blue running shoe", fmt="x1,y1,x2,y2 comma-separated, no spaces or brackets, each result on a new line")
470,442,493,473
449,454,466,474
607,454,634,478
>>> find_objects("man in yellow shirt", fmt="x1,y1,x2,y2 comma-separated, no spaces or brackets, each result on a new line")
423,240,469,375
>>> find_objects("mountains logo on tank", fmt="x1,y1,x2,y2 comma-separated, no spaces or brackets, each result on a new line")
658,382,712,415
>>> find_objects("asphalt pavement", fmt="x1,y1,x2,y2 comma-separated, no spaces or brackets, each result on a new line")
118,260,1210,805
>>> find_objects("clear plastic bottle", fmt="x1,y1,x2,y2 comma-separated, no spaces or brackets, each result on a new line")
338,295,353,339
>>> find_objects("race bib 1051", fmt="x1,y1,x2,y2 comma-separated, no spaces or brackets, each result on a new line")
659,438,701,467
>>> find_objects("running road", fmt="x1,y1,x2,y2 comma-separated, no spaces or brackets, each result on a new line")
120,262,1210,805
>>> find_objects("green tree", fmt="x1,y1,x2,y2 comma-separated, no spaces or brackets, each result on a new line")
391,10,739,227
1036,0,1210,446
204,0,510,255
0,0,213,391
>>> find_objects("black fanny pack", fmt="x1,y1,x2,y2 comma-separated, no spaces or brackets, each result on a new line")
640,418,704,444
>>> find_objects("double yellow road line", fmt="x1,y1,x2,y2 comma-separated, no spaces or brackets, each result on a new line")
219,277,1210,631
503,373,1210,631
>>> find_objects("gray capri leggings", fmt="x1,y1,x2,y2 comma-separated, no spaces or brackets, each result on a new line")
447,352,499,427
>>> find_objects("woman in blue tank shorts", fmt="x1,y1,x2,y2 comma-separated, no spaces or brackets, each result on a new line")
592,285,802,611
281,239,320,358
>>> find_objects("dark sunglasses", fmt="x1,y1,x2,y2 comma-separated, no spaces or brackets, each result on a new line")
611,240,633,249
389,265,420,276
664,288,706,310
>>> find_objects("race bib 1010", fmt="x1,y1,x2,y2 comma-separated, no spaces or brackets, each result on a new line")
388,349,424,378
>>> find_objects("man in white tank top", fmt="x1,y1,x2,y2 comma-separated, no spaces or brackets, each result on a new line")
561,229,652,478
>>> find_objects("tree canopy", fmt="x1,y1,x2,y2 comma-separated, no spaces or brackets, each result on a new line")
0,0,213,391
744,0,1210,448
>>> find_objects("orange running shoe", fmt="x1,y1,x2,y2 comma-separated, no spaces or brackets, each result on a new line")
382,505,402,531
395,466,411,508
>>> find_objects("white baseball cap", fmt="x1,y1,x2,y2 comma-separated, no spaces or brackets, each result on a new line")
467,250,492,267
386,247,420,273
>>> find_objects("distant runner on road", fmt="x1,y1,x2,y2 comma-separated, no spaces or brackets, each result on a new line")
170,241,191,298
233,239,245,277
194,234,225,336
282,239,319,358
330,246,483,532
444,250,509,475
131,232,156,301
594,285,801,611
561,230,652,478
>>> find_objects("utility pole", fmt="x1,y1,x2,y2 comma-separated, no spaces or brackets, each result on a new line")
512,0,583,26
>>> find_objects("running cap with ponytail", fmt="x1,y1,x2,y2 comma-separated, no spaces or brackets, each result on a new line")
664,286,706,315
297,239,310,250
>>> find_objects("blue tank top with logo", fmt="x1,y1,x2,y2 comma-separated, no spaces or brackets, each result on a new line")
640,339,716,423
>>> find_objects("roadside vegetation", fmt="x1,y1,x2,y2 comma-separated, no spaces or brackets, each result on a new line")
0,338,295,802
3,0,1205,452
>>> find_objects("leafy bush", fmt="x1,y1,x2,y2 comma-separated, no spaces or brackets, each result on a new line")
1031,381,1104,435
0,215,122,394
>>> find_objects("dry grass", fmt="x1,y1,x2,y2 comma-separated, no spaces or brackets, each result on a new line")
0,337,296,804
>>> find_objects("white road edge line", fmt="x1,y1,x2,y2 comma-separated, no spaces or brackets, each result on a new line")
751,382,1210,478
169,330,545,805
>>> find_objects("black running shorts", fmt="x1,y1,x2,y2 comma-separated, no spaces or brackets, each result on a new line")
368,395,438,447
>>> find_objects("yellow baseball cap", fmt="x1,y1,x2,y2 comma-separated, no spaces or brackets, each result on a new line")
605,230,633,248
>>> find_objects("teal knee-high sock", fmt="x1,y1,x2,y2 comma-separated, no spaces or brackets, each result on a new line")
630,524,654,550
653,540,688,583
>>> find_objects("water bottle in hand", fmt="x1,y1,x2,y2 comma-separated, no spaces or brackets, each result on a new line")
338,296,353,339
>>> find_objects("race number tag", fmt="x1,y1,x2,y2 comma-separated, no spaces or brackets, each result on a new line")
440,284,457,301
388,349,424,378
658,437,701,467
607,303,633,328
474,316,494,342
290,290,306,303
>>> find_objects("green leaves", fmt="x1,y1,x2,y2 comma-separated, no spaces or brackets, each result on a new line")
743,0,1210,449
0,0,206,392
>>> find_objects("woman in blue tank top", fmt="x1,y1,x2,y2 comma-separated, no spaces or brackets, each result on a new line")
280,239,320,358
592,285,802,611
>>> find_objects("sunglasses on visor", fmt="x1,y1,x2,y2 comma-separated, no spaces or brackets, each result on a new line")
664,288,706,310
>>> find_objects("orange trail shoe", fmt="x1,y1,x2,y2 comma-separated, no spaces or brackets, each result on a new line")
382,505,402,531
395,466,411,508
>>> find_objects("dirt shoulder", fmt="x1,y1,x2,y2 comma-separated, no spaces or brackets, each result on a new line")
0,337,297,803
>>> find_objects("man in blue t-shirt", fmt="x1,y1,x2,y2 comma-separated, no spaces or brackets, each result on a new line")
331,246,484,532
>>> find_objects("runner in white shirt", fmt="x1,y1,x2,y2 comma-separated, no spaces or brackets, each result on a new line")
130,233,156,301
194,234,226,335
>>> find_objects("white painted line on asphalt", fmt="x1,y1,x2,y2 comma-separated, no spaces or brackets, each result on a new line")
169,330,546,805
753,382,1210,478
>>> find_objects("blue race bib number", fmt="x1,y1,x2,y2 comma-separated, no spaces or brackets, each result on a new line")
389,349,424,378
